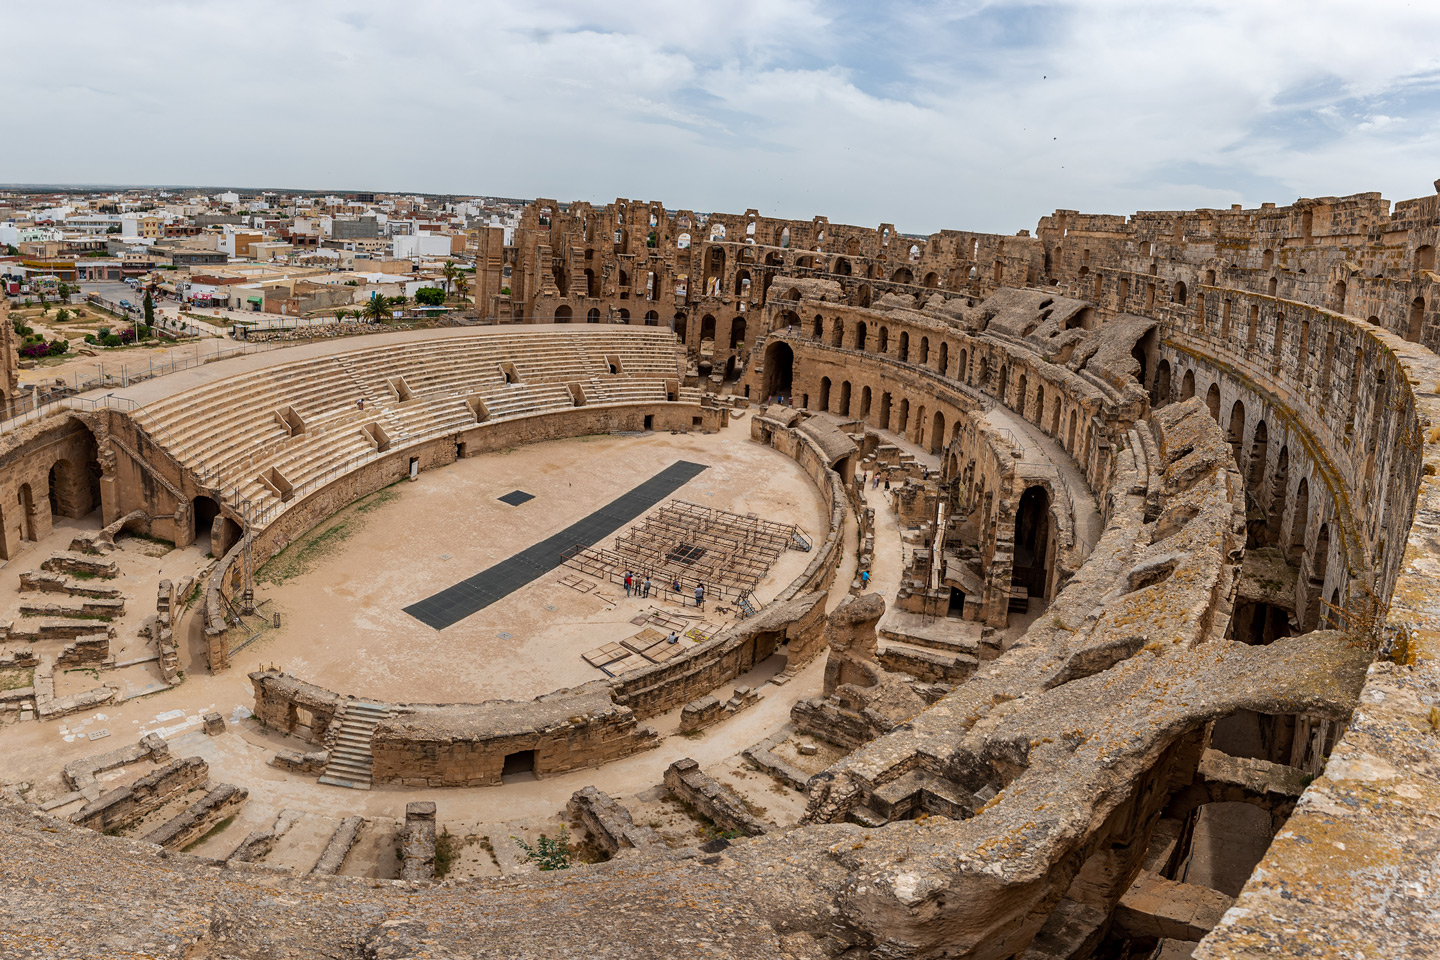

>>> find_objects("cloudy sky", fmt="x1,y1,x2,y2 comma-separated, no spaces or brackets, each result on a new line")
7,0,1440,233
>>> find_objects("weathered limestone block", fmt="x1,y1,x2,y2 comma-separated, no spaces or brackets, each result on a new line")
272,749,328,774
821,593,886,696
400,801,437,881
18,597,124,618
40,553,118,579
0,648,38,669
55,633,111,667
249,670,340,742
1113,870,1233,942
679,685,763,734
141,783,247,850
202,712,225,735
309,816,365,875
70,756,208,833
876,644,978,683
18,570,124,599
62,732,169,792
566,786,664,857
664,758,768,837
11,619,117,643
742,727,811,791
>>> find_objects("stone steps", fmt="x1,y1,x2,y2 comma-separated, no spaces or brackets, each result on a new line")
318,701,391,790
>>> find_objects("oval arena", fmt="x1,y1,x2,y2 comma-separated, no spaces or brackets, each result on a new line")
1,189,1439,959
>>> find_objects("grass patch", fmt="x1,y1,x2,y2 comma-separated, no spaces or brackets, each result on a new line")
182,815,236,852
257,486,400,585
70,571,98,581
434,828,456,878
0,667,35,691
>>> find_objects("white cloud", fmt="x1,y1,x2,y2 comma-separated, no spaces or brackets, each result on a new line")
3,0,1440,232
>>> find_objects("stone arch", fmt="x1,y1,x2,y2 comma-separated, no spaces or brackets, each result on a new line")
1181,369,1196,400
18,483,38,542
1206,383,1221,422
1013,485,1052,600
554,305,572,323
818,376,832,412
855,321,868,351
879,391,892,430
1267,446,1289,547
829,316,844,347
810,314,824,339
1289,478,1310,566
938,341,949,375
1153,359,1171,407
1227,400,1246,471
1173,280,1187,304
878,326,889,354
1247,420,1268,493
839,381,852,417
1417,245,1436,276
897,397,910,434
899,331,910,363
919,336,930,365
587,307,601,323
1408,297,1425,342
859,385,872,420
193,495,222,556
930,411,946,455
762,341,793,401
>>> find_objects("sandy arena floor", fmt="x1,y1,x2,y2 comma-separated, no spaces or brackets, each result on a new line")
244,426,827,703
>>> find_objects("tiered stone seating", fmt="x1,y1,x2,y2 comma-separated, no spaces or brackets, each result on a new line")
137,328,687,516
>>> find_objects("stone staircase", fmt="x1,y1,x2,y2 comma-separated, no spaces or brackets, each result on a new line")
318,700,391,790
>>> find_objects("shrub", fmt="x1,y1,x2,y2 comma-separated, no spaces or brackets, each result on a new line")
49,339,69,356
101,334,123,347
514,829,572,871
415,286,445,306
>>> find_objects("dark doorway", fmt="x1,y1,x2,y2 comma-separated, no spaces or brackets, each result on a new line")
502,750,537,781
948,587,965,618
193,495,221,554
762,341,794,401
1012,485,1051,599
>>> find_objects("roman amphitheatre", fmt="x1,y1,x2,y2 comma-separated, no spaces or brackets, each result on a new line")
2,186,1439,960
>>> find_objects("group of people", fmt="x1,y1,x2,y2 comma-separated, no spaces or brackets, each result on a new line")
623,571,706,610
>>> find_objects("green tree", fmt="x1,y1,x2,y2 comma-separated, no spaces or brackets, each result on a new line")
390,294,409,310
452,273,469,300
440,260,460,294
334,308,349,321
142,289,155,332
362,294,391,323
414,286,445,307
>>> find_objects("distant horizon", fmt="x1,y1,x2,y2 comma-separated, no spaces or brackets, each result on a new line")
5,3,1439,235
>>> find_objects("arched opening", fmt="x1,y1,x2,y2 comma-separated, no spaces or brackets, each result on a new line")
18,483,38,542
913,405,927,445
998,365,1009,404
1173,281,1187,304
1268,276,1278,296
1227,400,1246,471
216,517,243,558
1312,522,1330,588
878,326,889,354
1033,385,1045,425
1288,478,1310,566
879,392,892,430
834,258,852,276
923,271,939,288
898,331,910,363
938,341,949,375
644,310,659,326
829,317,844,347
193,495,222,556
1206,384,1221,422
1266,447,1289,548
1408,297,1425,342
586,307,601,323
892,267,913,284
856,284,872,308
585,268,597,297
1260,248,1275,270
554,305,572,323
930,411,946,454
897,398,910,434
859,385,872,420
1066,411,1077,453
700,314,716,344
1247,421,1269,494
616,308,630,323
810,314,824,339
855,321,867,351
818,377,832,412
958,348,969,383
673,313,688,343
839,381,852,417
1153,359,1172,407
729,317,747,350
1417,245,1436,276
919,336,930,365
761,341,794,401
1130,327,1157,389
1181,369,1196,400
1017,374,1029,418
1013,486,1052,602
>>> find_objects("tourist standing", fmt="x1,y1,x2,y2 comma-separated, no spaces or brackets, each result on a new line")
624,571,634,597
695,583,705,610
643,576,653,598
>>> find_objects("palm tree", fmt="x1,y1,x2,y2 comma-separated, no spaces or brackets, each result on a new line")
362,295,390,323
441,260,460,295
452,273,469,300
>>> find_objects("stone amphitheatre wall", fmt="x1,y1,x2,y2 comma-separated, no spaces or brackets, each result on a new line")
0,413,102,560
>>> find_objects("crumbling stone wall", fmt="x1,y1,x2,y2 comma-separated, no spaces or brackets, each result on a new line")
70,756,208,834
